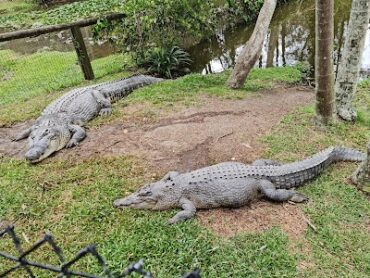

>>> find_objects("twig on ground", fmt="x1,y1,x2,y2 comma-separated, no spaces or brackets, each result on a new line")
302,215,317,232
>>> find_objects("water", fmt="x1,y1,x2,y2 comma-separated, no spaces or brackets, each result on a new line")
188,0,370,77
0,26,116,60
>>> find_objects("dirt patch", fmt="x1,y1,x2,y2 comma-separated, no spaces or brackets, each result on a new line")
198,201,308,239
0,86,314,170
62,86,314,171
0,120,33,159
0,86,315,237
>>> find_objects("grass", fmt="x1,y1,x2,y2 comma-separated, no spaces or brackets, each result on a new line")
0,157,298,277
127,67,301,104
88,66,302,127
0,71,369,276
0,54,301,126
0,0,123,29
261,89,369,277
0,0,34,16
0,49,135,126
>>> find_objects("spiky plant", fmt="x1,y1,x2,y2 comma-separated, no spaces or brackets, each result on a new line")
144,46,192,78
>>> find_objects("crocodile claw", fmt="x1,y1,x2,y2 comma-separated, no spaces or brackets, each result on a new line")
66,140,78,148
167,218,177,225
99,108,112,117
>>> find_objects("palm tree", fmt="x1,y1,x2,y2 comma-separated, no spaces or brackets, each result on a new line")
315,0,335,124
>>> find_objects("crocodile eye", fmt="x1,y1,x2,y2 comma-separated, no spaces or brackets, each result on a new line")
138,190,152,197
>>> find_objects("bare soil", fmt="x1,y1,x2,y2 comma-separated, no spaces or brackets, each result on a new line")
198,201,308,239
0,86,315,237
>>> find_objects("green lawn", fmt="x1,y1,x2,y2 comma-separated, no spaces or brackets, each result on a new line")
0,70,369,277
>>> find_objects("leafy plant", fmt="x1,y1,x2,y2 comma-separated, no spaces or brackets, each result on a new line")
141,46,192,78
110,0,216,63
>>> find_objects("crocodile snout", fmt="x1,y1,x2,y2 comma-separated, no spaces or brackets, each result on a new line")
114,194,157,210
113,197,131,208
25,147,44,163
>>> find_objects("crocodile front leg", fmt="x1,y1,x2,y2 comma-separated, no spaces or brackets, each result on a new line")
66,125,86,148
168,198,196,224
258,180,307,203
91,90,112,117
13,127,32,141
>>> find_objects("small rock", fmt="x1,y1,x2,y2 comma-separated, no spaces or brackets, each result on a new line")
242,143,252,149
31,22,43,28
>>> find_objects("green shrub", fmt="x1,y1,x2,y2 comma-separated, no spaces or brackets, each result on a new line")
140,46,192,78
110,0,216,62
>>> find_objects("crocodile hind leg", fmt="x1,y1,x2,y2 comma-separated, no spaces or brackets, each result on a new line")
168,198,196,224
258,180,307,203
66,125,86,148
91,90,112,117
161,171,180,181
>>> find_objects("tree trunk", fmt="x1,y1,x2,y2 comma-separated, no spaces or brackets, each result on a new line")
281,22,287,66
352,142,370,193
315,0,335,124
227,0,277,89
266,25,279,67
335,20,345,79
335,0,370,121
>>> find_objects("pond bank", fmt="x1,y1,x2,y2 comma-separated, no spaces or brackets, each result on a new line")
188,0,370,77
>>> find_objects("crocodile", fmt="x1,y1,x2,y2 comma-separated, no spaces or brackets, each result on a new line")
114,146,365,224
13,75,163,163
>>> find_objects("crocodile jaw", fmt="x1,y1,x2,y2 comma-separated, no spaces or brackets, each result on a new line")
113,194,157,210
25,127,70,163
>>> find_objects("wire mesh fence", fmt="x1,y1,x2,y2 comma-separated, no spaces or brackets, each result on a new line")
0,22,125,109
0,225,201,278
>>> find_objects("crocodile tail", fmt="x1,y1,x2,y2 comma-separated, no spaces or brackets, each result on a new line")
101,74,164,102
333,146,366,162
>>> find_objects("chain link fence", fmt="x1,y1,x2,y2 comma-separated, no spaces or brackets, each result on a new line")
0,225,201,278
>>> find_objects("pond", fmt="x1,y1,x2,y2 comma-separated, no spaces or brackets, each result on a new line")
0,26,116,60
188,0,370,76
0,0,369,75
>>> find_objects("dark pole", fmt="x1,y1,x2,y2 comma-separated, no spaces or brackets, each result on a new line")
70,26,95,80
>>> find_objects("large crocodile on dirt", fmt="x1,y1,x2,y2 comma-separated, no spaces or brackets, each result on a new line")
114,146,365,224
13,75,163,163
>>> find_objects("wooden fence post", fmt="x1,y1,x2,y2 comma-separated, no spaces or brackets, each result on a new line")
70,26,95,80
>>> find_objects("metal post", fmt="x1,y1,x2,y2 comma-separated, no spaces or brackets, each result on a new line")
70,26,95,80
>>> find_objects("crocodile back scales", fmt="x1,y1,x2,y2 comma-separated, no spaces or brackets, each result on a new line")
185,147,365,189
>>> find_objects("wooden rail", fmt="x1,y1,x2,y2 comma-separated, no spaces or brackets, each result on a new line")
0,13,125,80
0,13,125,42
